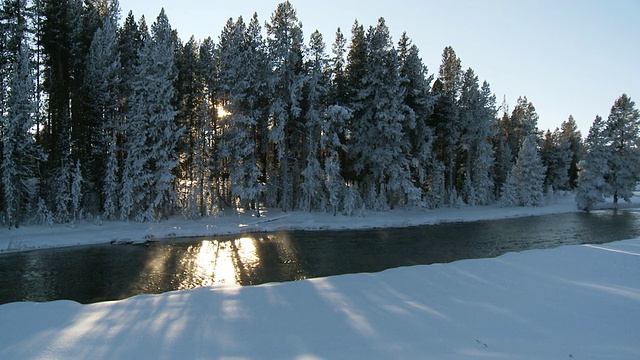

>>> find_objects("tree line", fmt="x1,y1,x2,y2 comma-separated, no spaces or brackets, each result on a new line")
0,0,636,226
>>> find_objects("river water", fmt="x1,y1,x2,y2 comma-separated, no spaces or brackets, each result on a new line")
1,209,640,305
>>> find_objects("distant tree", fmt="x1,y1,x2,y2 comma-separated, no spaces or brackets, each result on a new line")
493,111,514,197
503,96,540,161
540,128,570,193
501,135,546,207
560,115,582,189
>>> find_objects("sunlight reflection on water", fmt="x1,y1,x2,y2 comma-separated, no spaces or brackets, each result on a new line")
179,237,261,289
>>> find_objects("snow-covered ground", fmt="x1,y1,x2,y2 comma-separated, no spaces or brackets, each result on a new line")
1,194,639,359
1,193,588,253
1,237,639,359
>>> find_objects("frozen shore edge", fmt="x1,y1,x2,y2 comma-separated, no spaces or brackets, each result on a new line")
0,195,577,254
1,194,639,254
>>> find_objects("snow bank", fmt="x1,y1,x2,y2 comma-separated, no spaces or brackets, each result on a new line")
1,238,638,359
0,194,583,253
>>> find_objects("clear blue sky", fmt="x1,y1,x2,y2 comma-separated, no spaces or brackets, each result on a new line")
119,0,640,135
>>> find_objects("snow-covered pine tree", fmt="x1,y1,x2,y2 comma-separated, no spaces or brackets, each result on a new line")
244,13,271,214
397,32,436,207
117,10,146,118
602,94,640,205
343,20,367,191
458,69,496,205
323,105,349,214
430,46,463,203
505,96,540,161
84,1,121,219
321,28,350,215
188,37,217,217
576,116,610,211
1,41,46,227
265,1,305,211
121,9,181,221
176,36,212,218
473,81,497,205
218,16,263,213
501,135,546,207
351,18,417,210
298,30,329,211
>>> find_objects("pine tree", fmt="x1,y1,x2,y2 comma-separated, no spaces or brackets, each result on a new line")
175,35,205,217
118,10,145,116
121,8,181,221
576,116,610,211
351,18,418,209
68,0,104,184
1,42,46,227
84,0,121,218
299,30,329,211
561,115,583,189
218,16,263,212
602,94,640,204
397,32,436,206
39,0,73,212
323,28,350,215
501,135,546,207
430,46,462,202
459,69,496,205
493,111,513,198
0,0,34,115
540,128,570,193
265,1,305,211
505,96,540,160
343,20,366,184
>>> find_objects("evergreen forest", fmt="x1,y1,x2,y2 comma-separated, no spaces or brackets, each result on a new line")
1,0,638,227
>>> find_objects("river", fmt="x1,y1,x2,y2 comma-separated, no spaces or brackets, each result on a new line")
1,209,640,305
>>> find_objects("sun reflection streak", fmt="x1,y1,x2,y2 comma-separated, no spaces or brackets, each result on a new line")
179,237,260,290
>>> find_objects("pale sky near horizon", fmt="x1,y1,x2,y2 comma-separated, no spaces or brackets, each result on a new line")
118,0,639,136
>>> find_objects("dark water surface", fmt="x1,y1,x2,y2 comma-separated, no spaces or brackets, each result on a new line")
2,209,640,305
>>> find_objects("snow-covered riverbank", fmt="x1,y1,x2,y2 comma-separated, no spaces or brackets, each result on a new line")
1,194,591,253
1,236,639,359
